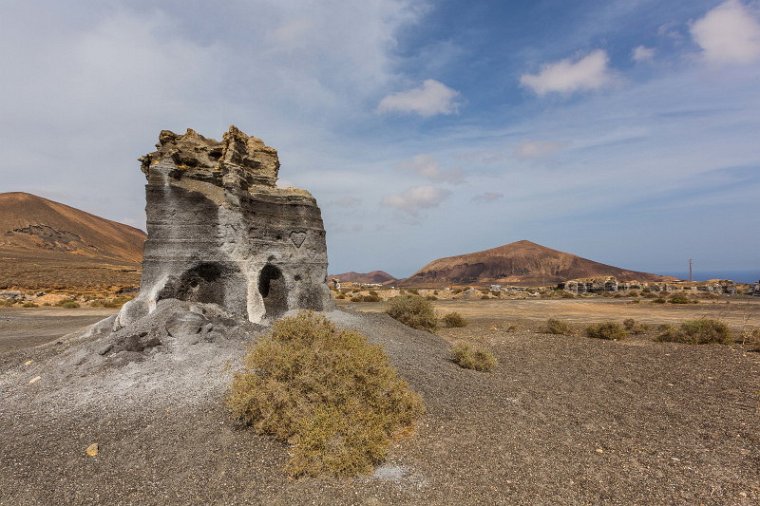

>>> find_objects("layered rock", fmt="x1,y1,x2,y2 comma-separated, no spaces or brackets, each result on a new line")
116,126,331,327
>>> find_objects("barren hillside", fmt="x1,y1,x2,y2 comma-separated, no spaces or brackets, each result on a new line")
329,271,397,284
0,192,146,290
403,240,669,287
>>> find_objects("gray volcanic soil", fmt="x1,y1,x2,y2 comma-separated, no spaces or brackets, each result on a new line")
1,305,759,505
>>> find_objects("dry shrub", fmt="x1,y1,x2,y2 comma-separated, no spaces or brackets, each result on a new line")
386,295,437,331
442,312,467,328
657,319,732,345
668,294,694,305
740,328,760,352
227,312,425,477
623,318,648,334
22,302,38,308
351,294,380,302
451,342,497,372
585,321,627,340
653,297,667,304
60,301,80,309
546,318,572,335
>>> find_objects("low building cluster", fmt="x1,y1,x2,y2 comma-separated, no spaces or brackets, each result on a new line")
558,277,745,295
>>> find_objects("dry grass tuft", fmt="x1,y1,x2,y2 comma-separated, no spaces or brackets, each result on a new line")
585,321,627,340
441,312,467,328
451,342,497,372
623,318,648,334
386,295,437,331
545,318,572,335
657,319,732,345
227,312,425,478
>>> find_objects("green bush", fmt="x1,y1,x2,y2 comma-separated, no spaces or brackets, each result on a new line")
60,301,80,309
545,318,572,335
657,319,732,345
451,342,497,372
386,295,437,331
653,297,666,304
425,295,438,301
227,312,424,477
441,312,467,328
585,321,627,340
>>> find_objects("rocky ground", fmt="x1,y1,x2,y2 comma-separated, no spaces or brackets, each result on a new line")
1,301,758,505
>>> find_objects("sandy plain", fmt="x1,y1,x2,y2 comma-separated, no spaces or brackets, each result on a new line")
1,298,758,505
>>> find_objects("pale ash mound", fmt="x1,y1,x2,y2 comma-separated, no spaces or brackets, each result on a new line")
116,126,332,330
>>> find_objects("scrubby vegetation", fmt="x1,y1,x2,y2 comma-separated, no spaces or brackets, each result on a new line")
441,312,467,328
351,294,381,303
668,294,695,305
657,319,732,345
386,295,437,331
585,321,627,340
451,342,497,372
545,318,572,335
227,312,425,477
623,318,648,334
90,296,133,308
740,328,760,352
59,301,80,309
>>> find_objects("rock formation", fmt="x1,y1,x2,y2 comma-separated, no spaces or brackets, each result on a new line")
116,126,331,328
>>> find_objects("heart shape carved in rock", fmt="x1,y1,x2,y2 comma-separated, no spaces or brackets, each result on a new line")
290,230,307,248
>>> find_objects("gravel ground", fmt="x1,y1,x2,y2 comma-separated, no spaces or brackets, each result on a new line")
1,306,758,505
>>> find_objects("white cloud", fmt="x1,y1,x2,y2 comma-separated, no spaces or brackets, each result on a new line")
377,79,460,116
400,154,464,183
0,0,423,227
691,0,760,65
329,196,362,208
632,45,655,62
471,192,504,203
520,50,613,96
382,185,451,215
514,140,563,159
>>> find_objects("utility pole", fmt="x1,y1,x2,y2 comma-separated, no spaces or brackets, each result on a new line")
688,258,693,282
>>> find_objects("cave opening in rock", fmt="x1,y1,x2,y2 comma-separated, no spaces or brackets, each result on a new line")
259,264,287,317
174,262,226,305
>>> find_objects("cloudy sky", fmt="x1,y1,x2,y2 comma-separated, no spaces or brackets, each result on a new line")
2,0,759,277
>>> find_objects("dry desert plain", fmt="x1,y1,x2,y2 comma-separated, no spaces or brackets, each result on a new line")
1,296,759,505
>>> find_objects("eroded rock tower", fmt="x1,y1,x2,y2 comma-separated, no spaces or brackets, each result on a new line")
116,126,331,328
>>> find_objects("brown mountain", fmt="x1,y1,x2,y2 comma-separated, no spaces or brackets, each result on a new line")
402,240,670,287
329,271,397,285
0,192,146,291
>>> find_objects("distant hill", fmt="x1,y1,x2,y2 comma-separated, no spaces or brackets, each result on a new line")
329,271,397,285
0,192,146,290
402,240,670,287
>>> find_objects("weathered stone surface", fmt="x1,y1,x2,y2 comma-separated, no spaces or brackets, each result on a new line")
117,126,331,327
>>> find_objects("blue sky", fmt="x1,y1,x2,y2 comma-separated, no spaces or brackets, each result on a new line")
1,0,759,277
